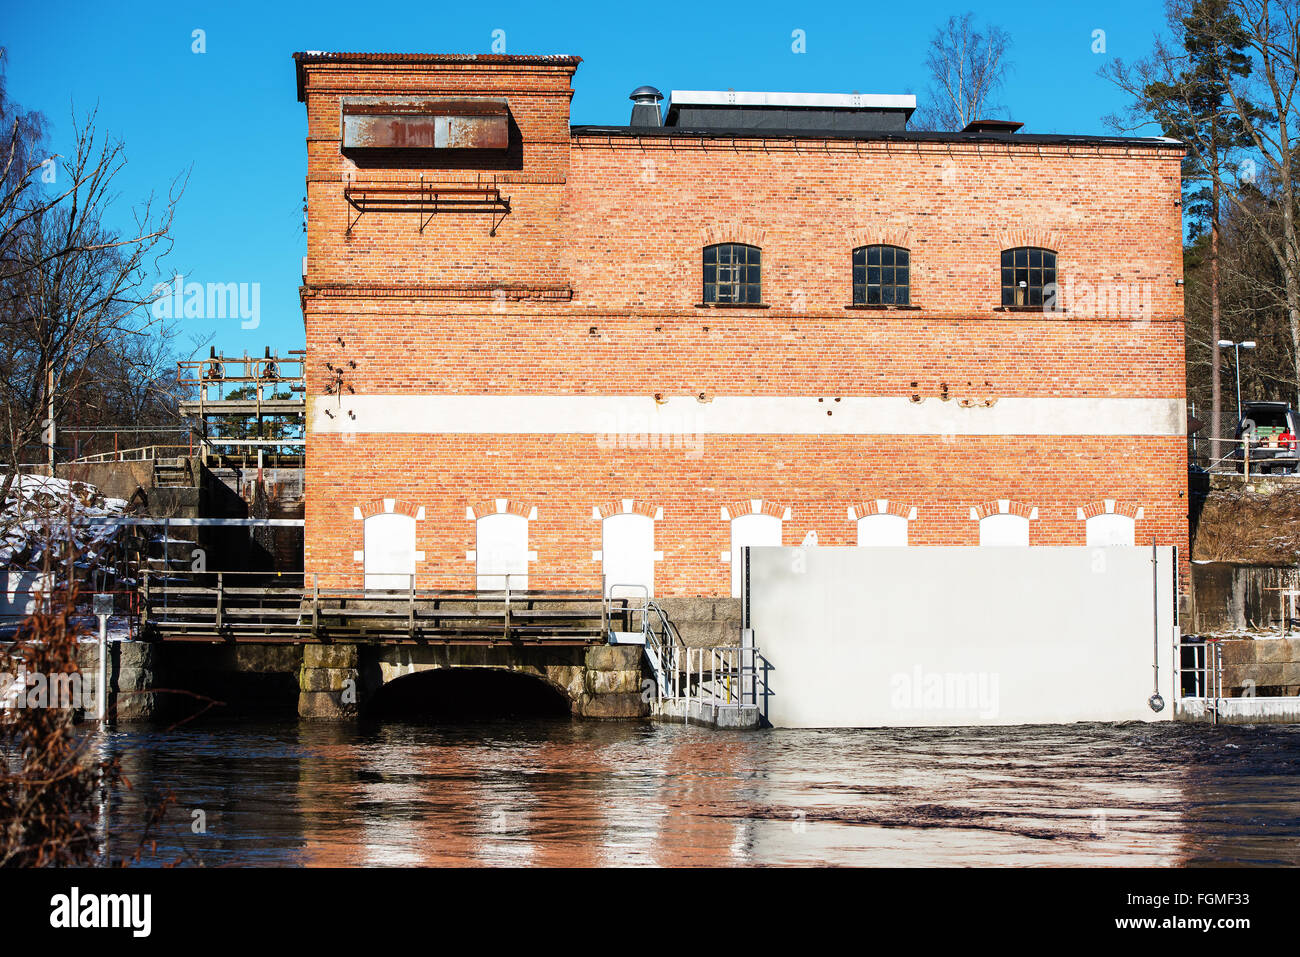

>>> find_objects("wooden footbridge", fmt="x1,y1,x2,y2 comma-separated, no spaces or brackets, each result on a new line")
140,571,630,646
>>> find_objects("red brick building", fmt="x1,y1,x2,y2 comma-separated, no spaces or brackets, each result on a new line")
294,52,1188,601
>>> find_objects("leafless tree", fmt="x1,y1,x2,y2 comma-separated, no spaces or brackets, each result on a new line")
916,13,1013,131
0,51,186,506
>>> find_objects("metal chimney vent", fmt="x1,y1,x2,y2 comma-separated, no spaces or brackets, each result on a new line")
960,118,1024,134
629,85,664,127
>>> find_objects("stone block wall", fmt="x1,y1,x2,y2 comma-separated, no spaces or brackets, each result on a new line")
1217,637,1300,697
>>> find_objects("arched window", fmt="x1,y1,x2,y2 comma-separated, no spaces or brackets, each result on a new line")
1085,513,1136,546
703,243,761,304
364,512,417,590
853,245,910,305
728,513,782,597
601,512,657,598
857,513,909,546
1001,246,1056,307
476,512,530,590
979,514,1030,547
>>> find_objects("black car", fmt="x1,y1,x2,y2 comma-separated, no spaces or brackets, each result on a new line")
1233,400,1300,474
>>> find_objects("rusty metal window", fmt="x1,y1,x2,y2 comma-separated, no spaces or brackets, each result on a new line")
853,245,910,305
342,100,509,150
1001,247,1056,307
704,244,761,304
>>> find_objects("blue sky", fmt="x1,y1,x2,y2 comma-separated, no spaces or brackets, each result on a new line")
4,0,1172,357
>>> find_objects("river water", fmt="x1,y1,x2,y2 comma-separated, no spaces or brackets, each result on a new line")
100,719,1300,867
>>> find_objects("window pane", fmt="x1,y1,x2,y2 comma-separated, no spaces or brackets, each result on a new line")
867,266,880,284
896,267,909,287
1014,248,1028,268
867,285,881,304
867,246,880,266
853,247,865,268
897,285,910,305
882,285,896,304
853,265,865,283
897,249,909,268
703,244,763,303
1001,249,1013,268
853,284,865,304
1029,248,1042,268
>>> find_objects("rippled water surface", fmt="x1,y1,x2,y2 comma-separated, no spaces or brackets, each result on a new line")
101,720,1300,866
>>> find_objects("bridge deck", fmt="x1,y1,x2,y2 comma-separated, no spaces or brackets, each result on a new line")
141,576,629,645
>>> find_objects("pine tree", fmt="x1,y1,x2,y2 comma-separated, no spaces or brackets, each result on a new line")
1140,0,1265,458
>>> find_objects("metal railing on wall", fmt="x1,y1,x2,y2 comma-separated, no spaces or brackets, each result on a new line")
604,583,763,709
1195,434,1297,478
1175,636,1224,723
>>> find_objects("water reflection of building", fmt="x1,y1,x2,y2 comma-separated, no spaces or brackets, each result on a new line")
124,722,1300,867
292,722,764,867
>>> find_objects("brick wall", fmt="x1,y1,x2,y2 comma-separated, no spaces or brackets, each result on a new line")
305,433,1188,593
296,54,1189,596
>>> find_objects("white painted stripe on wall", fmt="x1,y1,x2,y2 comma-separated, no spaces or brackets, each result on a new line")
309,395,1187,437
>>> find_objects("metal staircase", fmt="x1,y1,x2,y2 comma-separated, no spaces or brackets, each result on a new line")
605,587,761,712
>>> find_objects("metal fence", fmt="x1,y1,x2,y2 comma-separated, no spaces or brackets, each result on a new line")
1193,434,1297,477
669,644,763,709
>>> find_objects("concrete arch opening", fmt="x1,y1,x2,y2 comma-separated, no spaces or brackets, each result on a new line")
364,668,573,721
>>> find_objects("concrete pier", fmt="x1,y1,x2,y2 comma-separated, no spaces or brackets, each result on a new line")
76,639,648,721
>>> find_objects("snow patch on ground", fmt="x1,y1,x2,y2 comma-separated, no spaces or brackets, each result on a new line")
1,474,128,571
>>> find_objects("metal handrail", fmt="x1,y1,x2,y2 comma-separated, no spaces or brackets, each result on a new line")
70,444,193,464
1198,434,1298,476
600,586,762,707
676,645,761,708
605,584,673,698
1176,636,1224,723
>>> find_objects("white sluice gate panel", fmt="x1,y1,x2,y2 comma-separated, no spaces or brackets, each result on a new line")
746,546,1177,728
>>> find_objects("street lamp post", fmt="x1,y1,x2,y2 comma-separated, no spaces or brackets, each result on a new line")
1218,339,1257,428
